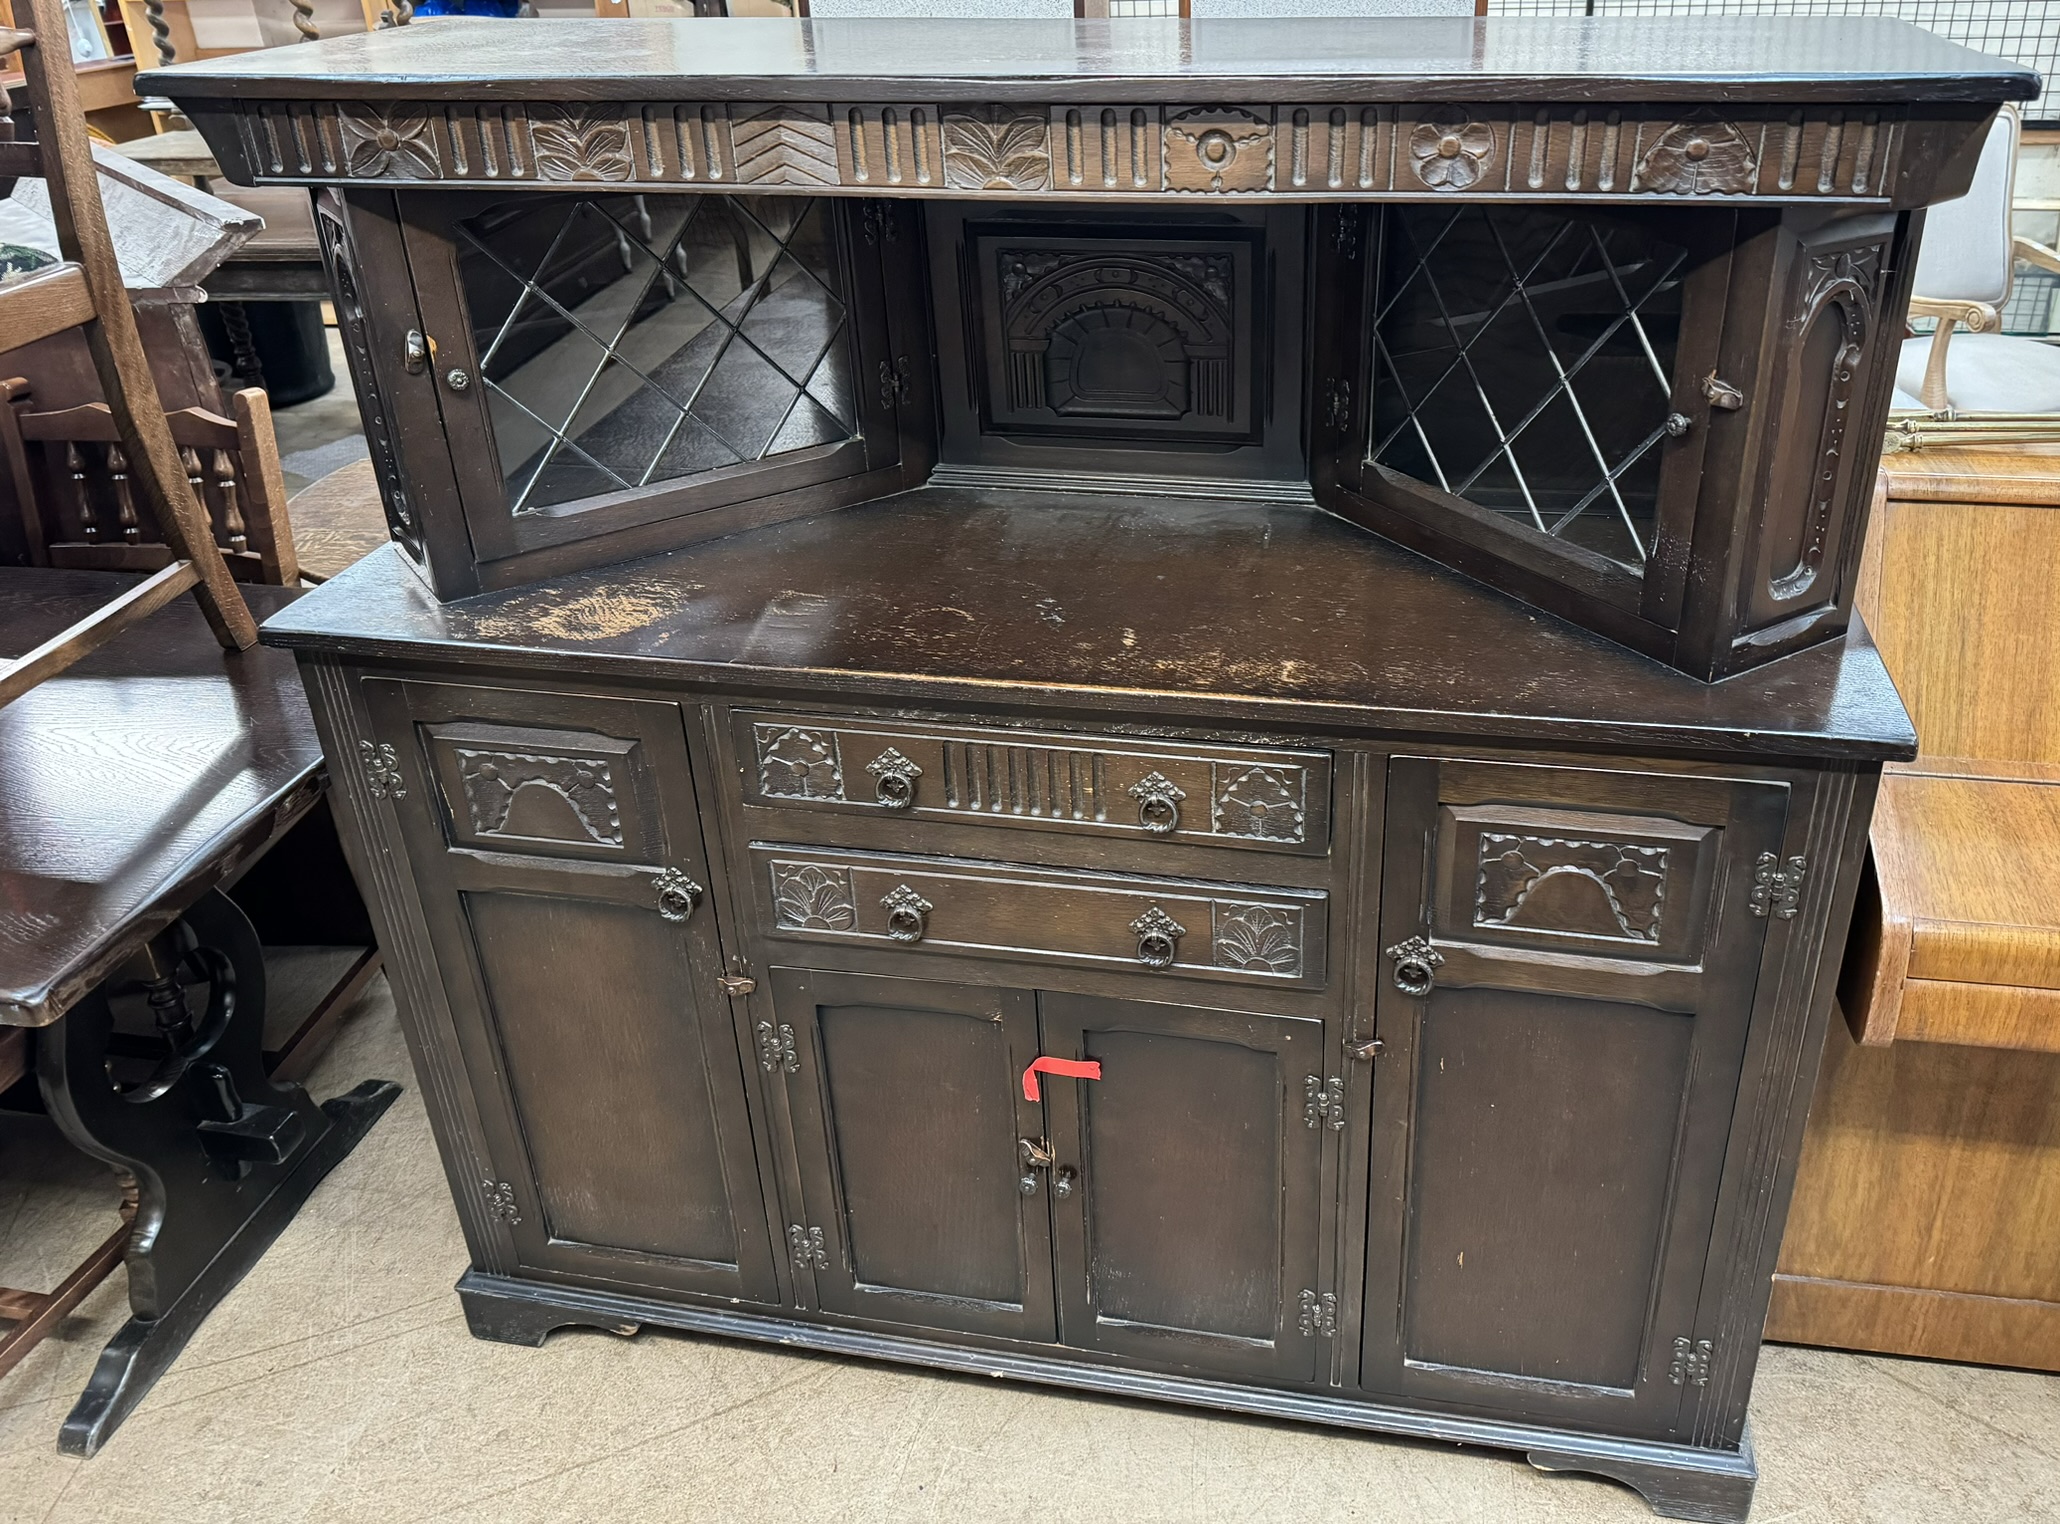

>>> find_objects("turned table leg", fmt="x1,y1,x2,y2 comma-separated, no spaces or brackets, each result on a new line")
35,890,399,1456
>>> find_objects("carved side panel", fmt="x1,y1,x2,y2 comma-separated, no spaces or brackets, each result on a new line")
731,104,840,186
313,195,414,559
1474,833,1668,945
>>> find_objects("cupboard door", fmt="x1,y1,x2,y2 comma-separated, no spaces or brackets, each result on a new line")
364,678,778,1304
1040,992,1327,1384
1361,756,1787,1436
771,968,1056,1342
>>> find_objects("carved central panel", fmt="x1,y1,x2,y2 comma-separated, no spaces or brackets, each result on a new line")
971,225,1260,445
1474,832,1669,944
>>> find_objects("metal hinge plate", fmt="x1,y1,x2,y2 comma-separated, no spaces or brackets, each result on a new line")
1749,853,1807,918
1297,1288,1338,1338
755,1020,798,1074
1668,1335,1714,1386
1303,1075,1345,1131
787,1223,829,1271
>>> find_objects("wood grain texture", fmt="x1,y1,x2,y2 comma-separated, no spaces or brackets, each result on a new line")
1765,1276,2060,1370
1771,1021,2060,1369
0,560,197,709
1877,446,2060,507
1869,775,2060,989
1895,977,2060,1053
0,570,311,1026
285,456,389,582
0,263,95,349
259,490,1916,767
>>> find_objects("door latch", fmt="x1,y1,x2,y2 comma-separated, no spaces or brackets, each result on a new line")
1018,1135,1054,1194
403,328,434,375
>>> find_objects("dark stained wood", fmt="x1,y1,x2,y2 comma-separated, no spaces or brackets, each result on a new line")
141,16,2037,107
264,491,1914,766
0,570,312,1028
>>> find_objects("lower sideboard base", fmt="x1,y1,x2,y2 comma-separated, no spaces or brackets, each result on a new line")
1766,1272,2060,1372
455,1269,1759,1523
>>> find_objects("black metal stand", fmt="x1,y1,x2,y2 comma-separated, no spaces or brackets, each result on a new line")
35,891,400,1456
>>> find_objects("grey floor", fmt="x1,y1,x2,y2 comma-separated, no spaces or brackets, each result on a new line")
273,331,369,499
3,982,2057,1523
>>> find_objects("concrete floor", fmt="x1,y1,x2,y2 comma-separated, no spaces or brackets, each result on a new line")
272,330,370,500
3,982,2058,1523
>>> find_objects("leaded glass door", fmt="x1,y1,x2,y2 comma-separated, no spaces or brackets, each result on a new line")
1316,203,1738,650
382,188,921,596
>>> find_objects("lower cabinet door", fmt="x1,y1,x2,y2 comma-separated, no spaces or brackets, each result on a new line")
364,678,779,1303
1039,992,1327,1384
1361,755,1790,1437
772,968,1058,1341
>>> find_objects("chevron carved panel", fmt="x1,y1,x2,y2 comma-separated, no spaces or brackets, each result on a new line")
731,104,840,187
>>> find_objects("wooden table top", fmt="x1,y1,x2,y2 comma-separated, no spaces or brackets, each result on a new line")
138,16,2036,105
263,485,1918,766
0,571,316,1028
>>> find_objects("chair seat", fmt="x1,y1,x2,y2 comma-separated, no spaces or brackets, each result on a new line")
1898,332,2060,414
1873,772,2060,992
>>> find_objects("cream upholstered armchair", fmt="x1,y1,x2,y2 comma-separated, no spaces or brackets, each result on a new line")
1897,104,2060,414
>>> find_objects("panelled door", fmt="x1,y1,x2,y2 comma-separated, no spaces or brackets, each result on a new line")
363,678,778,1304
1361,756,1788,1436
1040,993,1328,1384
770,968,1056,1340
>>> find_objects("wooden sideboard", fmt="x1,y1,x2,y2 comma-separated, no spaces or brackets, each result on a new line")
146,16,2030,1520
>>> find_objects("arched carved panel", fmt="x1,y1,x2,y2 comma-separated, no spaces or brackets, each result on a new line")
973,226,1259,445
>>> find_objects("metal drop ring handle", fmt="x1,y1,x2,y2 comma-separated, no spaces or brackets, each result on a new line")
866,748,921,812
1130,906,1186,971
1128,772,1185,836
1384,936,1443,997
654,867,703,923
881,884,931,943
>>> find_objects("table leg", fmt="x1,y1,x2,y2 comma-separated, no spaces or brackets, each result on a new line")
36,889,399,1456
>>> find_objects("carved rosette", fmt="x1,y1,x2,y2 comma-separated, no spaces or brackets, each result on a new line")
1213,764,1306,843
529,106,635,184
1408,107,1495,192
1636,119,1757,195
337,103,441,180
771,862,857,931
1165,107,1272,193
942,106,1052,191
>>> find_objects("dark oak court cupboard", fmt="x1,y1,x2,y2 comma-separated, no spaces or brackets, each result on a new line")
149,16,2033,1519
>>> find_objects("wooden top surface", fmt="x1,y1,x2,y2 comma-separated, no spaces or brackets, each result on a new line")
139,16,2036,106
0,571,317,1027
262,487,1917,764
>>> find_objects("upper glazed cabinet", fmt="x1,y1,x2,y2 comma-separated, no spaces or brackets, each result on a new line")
1311,194,1917,677
164,20,2024,673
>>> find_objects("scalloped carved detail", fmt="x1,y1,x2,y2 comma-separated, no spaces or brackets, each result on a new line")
456,748,623,846
756,725,845,801
1475,833,1668,944
1213,764,1306,843
1212,902,1303,977
1636,117,1757,195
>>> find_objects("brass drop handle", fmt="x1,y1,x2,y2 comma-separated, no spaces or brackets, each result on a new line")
1385,936,1443,997
654,867,703,923
1130,905,1186,970
1128,772,1185,835
881,884,931,943
867,748,921,811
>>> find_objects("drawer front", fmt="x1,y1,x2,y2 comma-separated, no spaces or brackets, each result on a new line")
737,711,1332,857
750,845,1328,990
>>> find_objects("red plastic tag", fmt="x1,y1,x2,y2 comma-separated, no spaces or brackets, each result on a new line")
1023,1056,1102,1102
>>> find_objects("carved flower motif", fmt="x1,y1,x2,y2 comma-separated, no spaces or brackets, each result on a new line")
1408,108,1495,192
773,864,857,931
942,108,1052,192
1637,119,1757,196
531,108,635,184
338,104,442,180
1213,904,1302,977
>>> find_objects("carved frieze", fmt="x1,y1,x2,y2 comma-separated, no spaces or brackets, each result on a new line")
1475,832,1669,944
232,99,1900,204
771,862,858,931
455,747,623,846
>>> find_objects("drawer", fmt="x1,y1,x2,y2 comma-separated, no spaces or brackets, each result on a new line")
750,844,1328,990
736,711,1332,856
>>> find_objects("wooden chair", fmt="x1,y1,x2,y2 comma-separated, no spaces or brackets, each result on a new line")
1767,447,2060,1370
0,0,255,711
1,381,300,584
